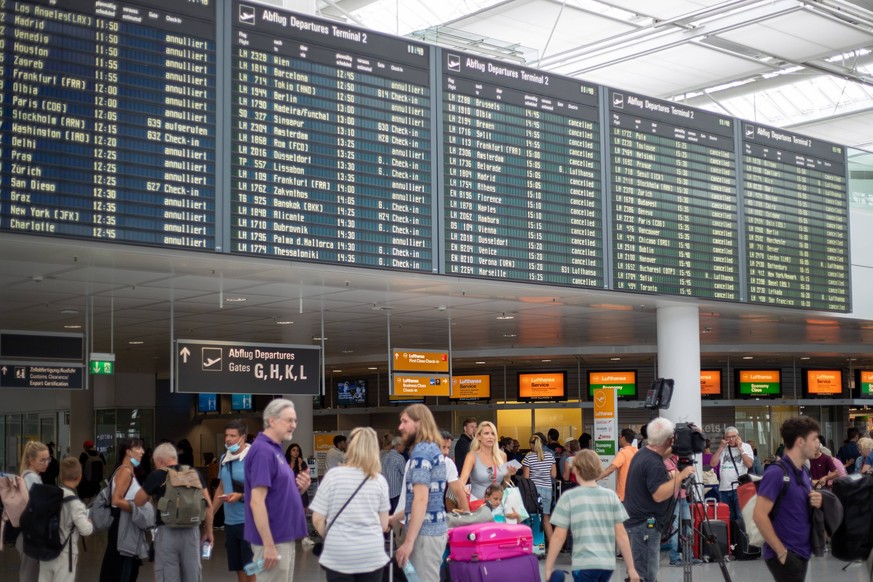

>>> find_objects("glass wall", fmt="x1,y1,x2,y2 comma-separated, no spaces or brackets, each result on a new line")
95,408,155,468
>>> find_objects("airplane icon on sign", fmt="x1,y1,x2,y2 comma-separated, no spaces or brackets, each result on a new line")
202,348,223,371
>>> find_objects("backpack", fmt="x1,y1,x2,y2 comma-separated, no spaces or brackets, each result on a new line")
0,473,29,547
156,466,206,527
83,453,104,484
737,461,806,547
19,483,77,563
831,474,873,562
510,475,541,516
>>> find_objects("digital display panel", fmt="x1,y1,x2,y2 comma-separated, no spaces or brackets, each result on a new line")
442,52,603,286
700,370,722,397
803,369,842,396
450,374,490,400
609,90,738,299
231,393,252,411
391,374,449,398
337,380,367,406
858,370,873,398
742,124,849,311
519,371,567,401
0,0,217,248
231,3,433,270
197,393,217,413
736,369,781,398
588,370,636,399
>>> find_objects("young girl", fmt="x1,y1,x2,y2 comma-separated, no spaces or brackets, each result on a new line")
545,450,639,582
485,483,523,524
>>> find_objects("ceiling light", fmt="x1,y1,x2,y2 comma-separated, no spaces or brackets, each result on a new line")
799,356,811,360
502,333,517,338
742,356,754,360
367,367,378,370
64,324,82,329
225,297,247,303
332,370,342,373
313,337,328,341
129,340,144,345
475,361,486,364
610,357,621,361
496,313,515,320
60,309,79,315
342,349,354,354
541,359,551,363
275,320,294,325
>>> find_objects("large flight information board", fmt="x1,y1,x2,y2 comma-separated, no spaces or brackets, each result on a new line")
742,124,849,311
231,2,433,270
0,0,216,248
442,53,602,286
609,90,738,299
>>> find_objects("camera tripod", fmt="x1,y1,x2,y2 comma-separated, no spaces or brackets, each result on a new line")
665,473,732,582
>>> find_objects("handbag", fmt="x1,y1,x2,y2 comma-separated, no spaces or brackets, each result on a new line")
445,505,494,528
88,468,120,531
502,484,530,522
312,476,369,557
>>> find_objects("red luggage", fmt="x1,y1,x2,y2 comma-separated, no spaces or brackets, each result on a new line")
448,523,533,562
447,553,539,581
692,498,731,559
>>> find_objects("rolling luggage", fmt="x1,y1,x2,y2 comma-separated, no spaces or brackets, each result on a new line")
528,514,545,556
729,519,761,560
448,523,533,562
447,553,540,581
692,499,730,560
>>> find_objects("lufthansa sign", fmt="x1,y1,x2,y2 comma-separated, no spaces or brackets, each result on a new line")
176,340,320,395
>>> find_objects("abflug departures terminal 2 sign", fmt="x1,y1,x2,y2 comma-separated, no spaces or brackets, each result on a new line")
176,339,320,394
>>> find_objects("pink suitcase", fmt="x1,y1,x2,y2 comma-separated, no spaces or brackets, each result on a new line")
448,523,533,562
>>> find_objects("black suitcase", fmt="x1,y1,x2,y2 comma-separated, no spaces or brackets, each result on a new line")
700,519,729,562
730,520,761,560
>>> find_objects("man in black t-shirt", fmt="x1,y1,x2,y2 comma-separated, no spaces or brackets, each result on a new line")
624,417,695,582
454,417,477,466
134,442,213,582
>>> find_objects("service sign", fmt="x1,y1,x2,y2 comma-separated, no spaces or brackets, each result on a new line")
805,369,842,395
393,349,450,373
518,372,566,400
392,374,450,398
450,375,491,400
700,370,722,396
176,340,320,394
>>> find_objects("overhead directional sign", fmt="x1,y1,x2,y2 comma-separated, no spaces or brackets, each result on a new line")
175,340,321,394
392,349,450,373
0,363,84,390
1,331,83,360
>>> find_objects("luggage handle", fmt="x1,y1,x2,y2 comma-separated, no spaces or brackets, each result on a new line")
705,497,723,519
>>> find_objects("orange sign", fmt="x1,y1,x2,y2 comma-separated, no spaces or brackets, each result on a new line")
805,370,842,394
519,372,565,400
451,375,490,400
393,349,450,373
392,374,450,397
700,370,721,395
593,388,616,419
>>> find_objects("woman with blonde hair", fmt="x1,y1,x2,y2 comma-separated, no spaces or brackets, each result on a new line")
459,421,517,501
310,427,390,581
17,441,50,582
523,434,557,542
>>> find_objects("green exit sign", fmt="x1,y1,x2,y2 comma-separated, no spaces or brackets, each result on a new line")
89,352,115,375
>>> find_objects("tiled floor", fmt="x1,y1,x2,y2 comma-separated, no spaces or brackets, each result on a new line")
2,529,870,581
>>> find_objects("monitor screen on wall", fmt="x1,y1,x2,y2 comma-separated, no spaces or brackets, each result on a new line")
518,372,567,401
197,393,218,413
588,371,637,399
735,370,781,398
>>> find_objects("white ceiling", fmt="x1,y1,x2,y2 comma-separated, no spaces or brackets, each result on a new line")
2,0,873,379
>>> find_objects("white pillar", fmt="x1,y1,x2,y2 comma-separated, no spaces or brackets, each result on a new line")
656,304,701,426
287,394,313,452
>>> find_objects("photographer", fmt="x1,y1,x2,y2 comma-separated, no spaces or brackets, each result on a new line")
624,417,695,582
711,427,753,521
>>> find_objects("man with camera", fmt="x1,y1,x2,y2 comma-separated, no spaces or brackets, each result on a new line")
711,426,753,521
624,417,695,582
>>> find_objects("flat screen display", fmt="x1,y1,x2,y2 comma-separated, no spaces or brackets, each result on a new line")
197,393,218,413
803,369,843,396
231,393,253,411
450,375,490,400
858,370,873,398
518,371,567,401
700,370,722,397
735,370,781,398
337,380,367,406
588,371,636,399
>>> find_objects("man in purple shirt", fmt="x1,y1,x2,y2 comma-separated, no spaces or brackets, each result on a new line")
244,398,311,581
753,416,823,582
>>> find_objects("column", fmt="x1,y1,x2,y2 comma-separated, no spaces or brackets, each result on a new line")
287,394,313,454
656,304,701,426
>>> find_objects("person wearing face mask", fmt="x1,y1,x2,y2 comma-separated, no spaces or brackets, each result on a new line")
99,437,146,582
212,420,255,582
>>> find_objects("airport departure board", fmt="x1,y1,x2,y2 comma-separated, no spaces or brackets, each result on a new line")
609,90,738,299
742,124,849,311
443,53,603,286
231,2,433,271
0,0,216,248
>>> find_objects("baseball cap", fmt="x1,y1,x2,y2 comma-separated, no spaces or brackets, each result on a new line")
84,440,94,448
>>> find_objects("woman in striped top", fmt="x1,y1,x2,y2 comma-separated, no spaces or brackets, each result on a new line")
523,434,557,543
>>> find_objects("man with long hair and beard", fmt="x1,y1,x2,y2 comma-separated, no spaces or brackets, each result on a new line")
392,404,447,581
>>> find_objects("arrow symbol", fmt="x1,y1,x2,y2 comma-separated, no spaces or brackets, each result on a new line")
180,347,191,363
1,366,6,375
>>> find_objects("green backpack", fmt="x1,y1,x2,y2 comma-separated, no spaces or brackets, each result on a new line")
156,466,206,527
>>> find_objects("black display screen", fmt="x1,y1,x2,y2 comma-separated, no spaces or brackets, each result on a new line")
0,0,217,248
442,52,603,286
742,123,849,311
609,89,738,299
230,2,433,271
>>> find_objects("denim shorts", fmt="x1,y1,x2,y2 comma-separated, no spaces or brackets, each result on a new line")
537,485,553,515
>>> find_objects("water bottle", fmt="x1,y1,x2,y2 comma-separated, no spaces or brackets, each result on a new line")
200,541,212,560
243,559,265,575
402,561,420,582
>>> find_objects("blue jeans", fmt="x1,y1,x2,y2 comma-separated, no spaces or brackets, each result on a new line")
719,489,740,521
626,522,661,582
668,498,692,562
573,569,614,582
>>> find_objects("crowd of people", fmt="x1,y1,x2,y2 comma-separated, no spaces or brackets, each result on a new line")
5,403,871,582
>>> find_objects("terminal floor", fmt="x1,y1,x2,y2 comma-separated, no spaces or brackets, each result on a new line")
2,529,871,581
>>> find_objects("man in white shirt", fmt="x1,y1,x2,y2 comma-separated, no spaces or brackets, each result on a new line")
711,426,753,521
325,434,347,473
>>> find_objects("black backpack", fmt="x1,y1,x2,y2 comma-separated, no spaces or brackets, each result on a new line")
511,475,541,516
83,453,104,484
831,474,873,562
19,483,77,564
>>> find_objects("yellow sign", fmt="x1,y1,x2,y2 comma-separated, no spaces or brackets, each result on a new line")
392,374,450,397
700,370,721,395
805,370,842,394
518,372,566,400
313,433,337,453
393,349,450,373
593,388,616,419
451,375,490,399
